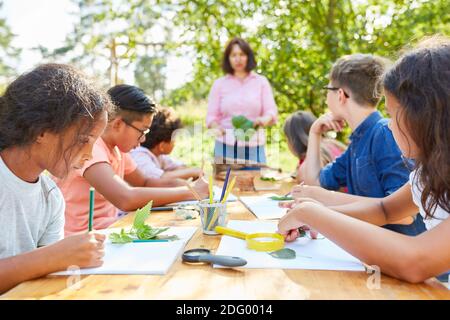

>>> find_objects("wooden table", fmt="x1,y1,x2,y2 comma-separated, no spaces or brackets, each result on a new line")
2,177,449,300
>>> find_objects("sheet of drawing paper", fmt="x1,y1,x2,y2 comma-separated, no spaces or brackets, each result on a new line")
239,194,287,219
214,220,365,271
52,226,197,275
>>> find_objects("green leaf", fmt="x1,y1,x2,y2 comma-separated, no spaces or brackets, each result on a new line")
232,115,254,130
133,200,153,229
269,195,294,201
109,200,178,243
109,228,134,244
232,115,256,142
261,177,277,182
268,248,296,259
298,228,307,238
157,235,180,241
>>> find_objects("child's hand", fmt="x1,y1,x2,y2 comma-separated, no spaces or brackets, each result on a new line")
189,168,203,179
53,232,105,270
193,176,210,200
277,203,319,242
310,112,346,135
291,184,321,200
254,115,273,128
278,197,323,210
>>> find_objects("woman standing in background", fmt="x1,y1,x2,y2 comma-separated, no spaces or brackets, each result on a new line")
206,37,278,166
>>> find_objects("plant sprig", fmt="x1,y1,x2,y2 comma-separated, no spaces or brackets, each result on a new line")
109,201,179,244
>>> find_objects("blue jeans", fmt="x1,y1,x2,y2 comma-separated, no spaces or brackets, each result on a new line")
383,214,426,236
214,141,266,164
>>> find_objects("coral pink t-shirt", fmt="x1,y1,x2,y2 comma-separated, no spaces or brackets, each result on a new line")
56,138,137,236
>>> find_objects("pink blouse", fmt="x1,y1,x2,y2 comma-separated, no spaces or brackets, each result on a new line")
206,72,278,147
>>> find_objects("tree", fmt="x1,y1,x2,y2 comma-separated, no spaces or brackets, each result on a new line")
134,55,167,99
0,0,21,88
39,0,171,87
168,0,449,118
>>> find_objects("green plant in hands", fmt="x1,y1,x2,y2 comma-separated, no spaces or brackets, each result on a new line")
232,115,257,142
109,201,179,244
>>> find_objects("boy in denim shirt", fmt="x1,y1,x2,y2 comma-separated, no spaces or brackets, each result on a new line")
300,54,425,236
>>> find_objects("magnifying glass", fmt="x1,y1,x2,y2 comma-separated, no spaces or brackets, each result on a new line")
182,248,247,267
215,226,284,252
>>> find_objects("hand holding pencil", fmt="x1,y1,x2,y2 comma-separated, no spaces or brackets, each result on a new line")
191,175,210,200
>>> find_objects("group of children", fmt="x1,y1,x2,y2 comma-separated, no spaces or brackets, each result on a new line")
0,36,449,293
0,67,204,292
279,37,450,283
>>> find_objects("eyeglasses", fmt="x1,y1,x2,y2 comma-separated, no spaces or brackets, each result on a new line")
122,120,150,140
323,86,349,98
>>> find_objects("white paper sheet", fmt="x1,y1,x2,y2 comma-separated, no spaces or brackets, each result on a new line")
52,226,197,275
169,185,237,206
239,194,287,219
214,220,365,271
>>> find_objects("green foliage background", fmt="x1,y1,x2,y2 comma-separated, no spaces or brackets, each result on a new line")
1,0,449,170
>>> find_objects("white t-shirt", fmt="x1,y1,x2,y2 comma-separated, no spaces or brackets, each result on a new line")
409,170,449,230
130,146,184,179
0,155,65,259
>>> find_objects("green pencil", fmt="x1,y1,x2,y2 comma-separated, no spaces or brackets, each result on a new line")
88,187,95,231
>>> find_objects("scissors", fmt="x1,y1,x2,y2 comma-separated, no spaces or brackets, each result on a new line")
215,226,284,252
182,248,247,267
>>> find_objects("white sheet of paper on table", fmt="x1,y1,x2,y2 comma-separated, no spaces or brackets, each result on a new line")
214,220,365,272
239,194,287,219
51,226,197,275
170,185,237,206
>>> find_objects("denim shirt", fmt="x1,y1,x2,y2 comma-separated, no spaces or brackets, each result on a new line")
319,111,409,197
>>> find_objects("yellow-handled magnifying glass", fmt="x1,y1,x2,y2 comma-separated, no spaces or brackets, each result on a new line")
215,226,284,252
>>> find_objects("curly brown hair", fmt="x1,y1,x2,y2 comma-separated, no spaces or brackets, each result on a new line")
383,36,450,219
141,107,182,150
0,63,115,172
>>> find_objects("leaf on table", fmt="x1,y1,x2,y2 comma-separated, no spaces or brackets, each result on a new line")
109,201,178,243
268,248,296,259
269,195,293,201
110,228,134,244
157,235,180,241
260,177,277,182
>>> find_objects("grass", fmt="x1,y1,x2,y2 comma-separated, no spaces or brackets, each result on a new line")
171,100,299,174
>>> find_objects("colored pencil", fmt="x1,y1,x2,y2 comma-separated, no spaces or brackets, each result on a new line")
132,239,170,243
151,207,175,212
88,187,95,232
209,175,214,204
219,167,231,202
